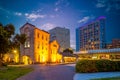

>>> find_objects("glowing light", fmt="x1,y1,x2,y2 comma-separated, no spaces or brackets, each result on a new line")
80,50,88,54
92,56,97,59
13,50,17,53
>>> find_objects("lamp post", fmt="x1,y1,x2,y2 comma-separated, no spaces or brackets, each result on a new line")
13,50,18,63
13,50,17,53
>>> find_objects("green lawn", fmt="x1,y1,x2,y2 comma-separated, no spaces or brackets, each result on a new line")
91,76,120,80
0,66,33,80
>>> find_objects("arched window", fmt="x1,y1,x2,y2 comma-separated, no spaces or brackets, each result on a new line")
24,39,30,48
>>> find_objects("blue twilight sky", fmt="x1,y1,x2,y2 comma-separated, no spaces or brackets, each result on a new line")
0,0,120,49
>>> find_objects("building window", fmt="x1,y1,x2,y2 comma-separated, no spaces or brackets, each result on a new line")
53,45,57,47
38,33,40,38
38,44,40,49
42,35,44,40
24,40,30,48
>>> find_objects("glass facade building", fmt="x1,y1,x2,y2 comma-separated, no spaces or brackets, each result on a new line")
76,16,106,51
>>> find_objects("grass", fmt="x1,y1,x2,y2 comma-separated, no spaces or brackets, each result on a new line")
0,66,33,80
91,76,120,80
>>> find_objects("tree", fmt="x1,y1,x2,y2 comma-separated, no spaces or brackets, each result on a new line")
4,24,15,38
13,33,27,63
63,48,73,54
14,34,27,45
0,23,15,66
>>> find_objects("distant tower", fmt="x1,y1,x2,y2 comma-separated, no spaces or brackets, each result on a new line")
76,16,106,51
49,27,70,52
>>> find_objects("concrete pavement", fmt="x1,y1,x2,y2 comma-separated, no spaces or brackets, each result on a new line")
16,64,75,80
73,72,120,80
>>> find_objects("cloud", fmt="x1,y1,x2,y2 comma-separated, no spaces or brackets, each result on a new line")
78,16,90,23
25,13,46,21
50,15,55,18
0,7,10,14
54,7,59,12
96,0,120,13
40,23,56,31
25,13,29,16
96,0,107,8
70,40,76,49
54,0,69,12
71,44,76,49
96,3,106,8
15,12,22,16
55,0,61,6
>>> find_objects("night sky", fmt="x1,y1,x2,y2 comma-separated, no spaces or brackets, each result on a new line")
0,0,120,49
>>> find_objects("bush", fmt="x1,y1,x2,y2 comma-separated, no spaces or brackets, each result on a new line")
75,60,120,73
2,62,8,66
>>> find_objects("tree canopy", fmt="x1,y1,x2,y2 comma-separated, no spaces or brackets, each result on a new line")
0,23,15,66
63,48,73,54
0,23,15,55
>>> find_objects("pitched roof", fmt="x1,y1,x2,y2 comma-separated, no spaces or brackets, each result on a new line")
20,22,49,34
20,22,36,30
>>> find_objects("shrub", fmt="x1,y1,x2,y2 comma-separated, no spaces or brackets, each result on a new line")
75,60,120,73
2,62,8,66
75,60,97,73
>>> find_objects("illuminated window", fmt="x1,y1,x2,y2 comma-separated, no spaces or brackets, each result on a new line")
25,40,30,48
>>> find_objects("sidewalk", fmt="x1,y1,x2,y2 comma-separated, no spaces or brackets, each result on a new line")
73,72,120,80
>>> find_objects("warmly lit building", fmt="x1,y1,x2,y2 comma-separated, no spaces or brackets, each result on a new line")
20,23,50,64
49,27,70,52
112,39,120,48
76,16,106,51
49,40,62,63
75,48,120,61
106,39,120,49
106,43,112,49
3,50,19,63
61,52,77,63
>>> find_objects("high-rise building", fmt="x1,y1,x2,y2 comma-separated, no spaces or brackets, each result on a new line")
49,27,70,52
76,16,106,51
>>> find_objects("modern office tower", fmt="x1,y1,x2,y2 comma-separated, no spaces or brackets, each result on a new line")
49,27,70,52
76,16,106,51
20,23,50,64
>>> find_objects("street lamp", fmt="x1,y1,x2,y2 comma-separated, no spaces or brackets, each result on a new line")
13,50,17,53
13,50,19,63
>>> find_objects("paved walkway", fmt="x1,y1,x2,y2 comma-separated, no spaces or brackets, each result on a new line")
16,64,75,80
16,64,120,80
73,72,120,80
